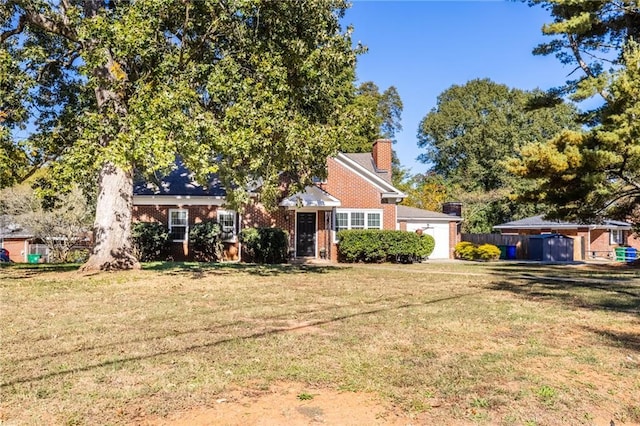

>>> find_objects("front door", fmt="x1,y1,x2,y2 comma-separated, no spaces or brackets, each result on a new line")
296,212,316,257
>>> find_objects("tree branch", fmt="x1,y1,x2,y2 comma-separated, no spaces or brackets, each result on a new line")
567,33,612,102
0,15,26,43
24,9,78,42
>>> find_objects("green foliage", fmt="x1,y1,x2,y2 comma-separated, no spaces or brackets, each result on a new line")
131,222,170,262
239,227,289,264
189,221,224,262
340,82,403,154
2,0,361,269
416,78,578,231
418,79,579,193
529,0,639,104
337,230,435,263
454,242,500,261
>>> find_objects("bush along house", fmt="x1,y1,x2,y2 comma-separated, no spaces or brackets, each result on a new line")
132,139,462,262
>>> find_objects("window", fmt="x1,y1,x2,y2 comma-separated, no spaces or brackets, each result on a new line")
218,210,236,241
334,210,383,239
367,212,381,228
351,212,365,229
610,229,624,245
335,212,348,233
169,209,188,242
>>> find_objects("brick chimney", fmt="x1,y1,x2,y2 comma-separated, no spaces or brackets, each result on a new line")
442,202,462,217
372,139,392,172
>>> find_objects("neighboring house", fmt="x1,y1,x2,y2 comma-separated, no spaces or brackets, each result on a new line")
494,215,640,259
0,216,48,263
132,139,463,261
396,204,462,259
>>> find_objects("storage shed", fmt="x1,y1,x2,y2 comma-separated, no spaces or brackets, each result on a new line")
529,234,574,262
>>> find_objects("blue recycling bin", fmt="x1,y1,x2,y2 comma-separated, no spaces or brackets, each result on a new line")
626,247,637,262
506,245,517,260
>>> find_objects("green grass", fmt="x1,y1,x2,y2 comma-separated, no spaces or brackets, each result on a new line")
0,261,639,425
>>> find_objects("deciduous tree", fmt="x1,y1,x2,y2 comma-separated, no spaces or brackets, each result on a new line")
0,184,93,262
339,81,403,153
416,78,578,231
1,0,358,270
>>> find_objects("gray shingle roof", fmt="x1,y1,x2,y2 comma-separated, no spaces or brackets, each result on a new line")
342,153,392,183
134,161,226,197
397,205,461,221
494,215,632,230
0,216,34,239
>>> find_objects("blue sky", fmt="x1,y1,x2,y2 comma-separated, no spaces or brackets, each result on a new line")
343,1,572,175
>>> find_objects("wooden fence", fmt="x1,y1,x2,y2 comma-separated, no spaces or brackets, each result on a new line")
461,234,530,259
462,234,585,260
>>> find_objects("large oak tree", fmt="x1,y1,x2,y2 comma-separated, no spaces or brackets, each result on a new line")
1,0,359,270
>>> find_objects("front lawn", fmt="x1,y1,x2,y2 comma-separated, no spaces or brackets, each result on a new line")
1,262,638,425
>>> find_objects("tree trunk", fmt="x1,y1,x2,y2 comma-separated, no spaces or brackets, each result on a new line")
80,162,140,271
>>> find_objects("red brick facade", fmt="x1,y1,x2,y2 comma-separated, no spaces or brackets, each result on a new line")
132,141,405,262
1,238,29,263
133,204,238,261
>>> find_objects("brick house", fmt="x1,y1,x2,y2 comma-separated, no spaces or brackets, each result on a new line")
494,215,640,260
132,139,462,261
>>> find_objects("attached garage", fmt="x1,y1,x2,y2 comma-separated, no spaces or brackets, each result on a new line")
396,205,462,259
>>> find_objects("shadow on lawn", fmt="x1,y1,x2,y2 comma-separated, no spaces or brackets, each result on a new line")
582,326,640,353
489,272,640,315
0,289,483,388
0,263,82,279
144,261,346,278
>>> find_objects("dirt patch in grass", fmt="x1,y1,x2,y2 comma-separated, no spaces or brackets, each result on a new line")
146,382,412,426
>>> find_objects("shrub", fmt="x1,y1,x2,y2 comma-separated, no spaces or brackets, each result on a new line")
418,234,436,259
239,227,289,264
476,243,501,261
132,222,170,261
190,220,224,262
337,230,435,263
454,241,476,260
454,241,501,261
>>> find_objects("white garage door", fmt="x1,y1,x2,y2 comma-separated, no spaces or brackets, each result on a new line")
405,222,450,259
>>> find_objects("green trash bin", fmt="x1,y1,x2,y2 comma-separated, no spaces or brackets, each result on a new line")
27,254,41,264
614,247,626,261
497,245,507,260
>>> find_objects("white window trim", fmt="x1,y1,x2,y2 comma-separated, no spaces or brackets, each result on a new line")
217,210,237,243
169,209,189,242
334,209,383,242
610,229,624,245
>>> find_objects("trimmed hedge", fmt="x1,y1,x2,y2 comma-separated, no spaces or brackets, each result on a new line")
190,220,224,262
337,230,435,263
454,241,501,261
132,222,170,262
239,227,289,264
